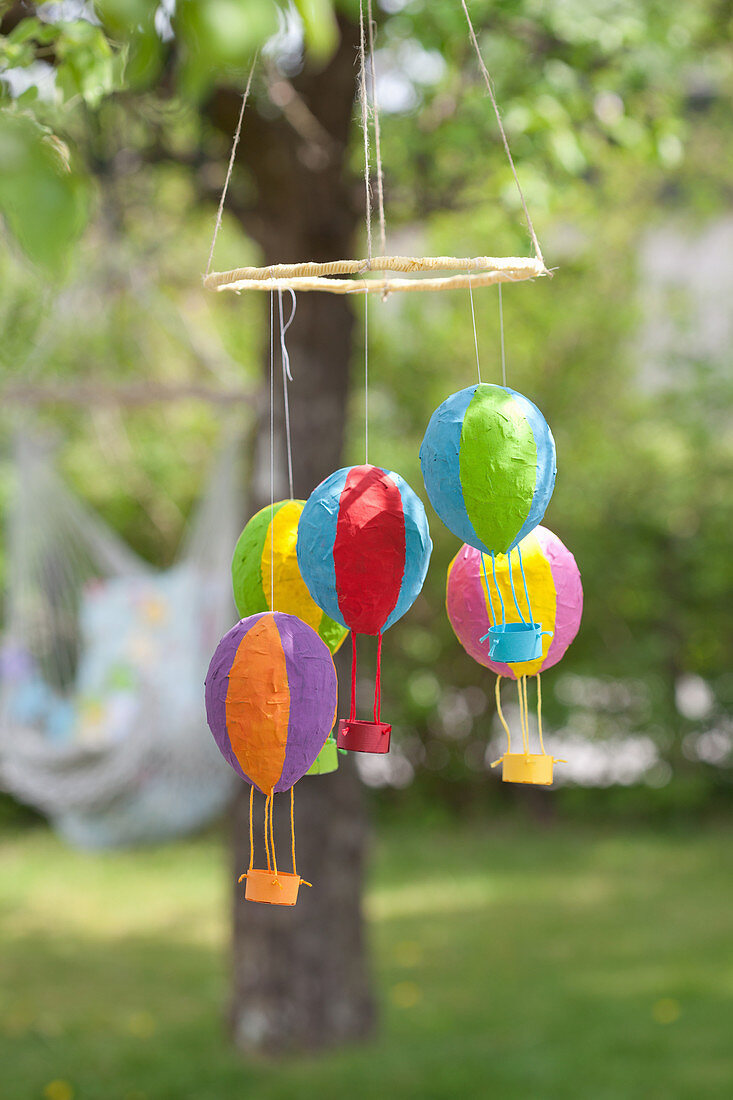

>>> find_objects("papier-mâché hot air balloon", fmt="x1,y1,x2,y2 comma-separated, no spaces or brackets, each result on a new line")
297,463,432,754
205,611,337,904
421,382,556,555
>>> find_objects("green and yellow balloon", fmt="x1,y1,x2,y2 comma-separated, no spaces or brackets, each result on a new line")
231,500,347,775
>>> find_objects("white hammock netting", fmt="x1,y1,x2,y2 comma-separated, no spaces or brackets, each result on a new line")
0,432,241,848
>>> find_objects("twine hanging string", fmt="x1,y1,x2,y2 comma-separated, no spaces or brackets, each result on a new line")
358,0,373,267
366,0,387,257
460,0,544,267
205,54,258,277
358,0,389,266
278,289,297,499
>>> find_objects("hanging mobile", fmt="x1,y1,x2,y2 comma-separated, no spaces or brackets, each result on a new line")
202,2,557,767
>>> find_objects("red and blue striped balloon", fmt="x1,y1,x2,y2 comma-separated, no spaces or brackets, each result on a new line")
297,464,432,636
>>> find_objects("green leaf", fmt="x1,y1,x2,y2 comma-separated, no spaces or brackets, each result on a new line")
93,0,161,90
294,0,339,62
93,0,156,35
55,21,124,107
0,111,89,276
175,0,278,98
7,17,57,47
0,41,35,69
15,85,40,106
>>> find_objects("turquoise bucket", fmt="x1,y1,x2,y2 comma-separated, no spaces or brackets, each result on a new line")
483,622,552,663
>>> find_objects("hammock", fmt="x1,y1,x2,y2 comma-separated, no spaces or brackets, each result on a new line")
0,431,241,848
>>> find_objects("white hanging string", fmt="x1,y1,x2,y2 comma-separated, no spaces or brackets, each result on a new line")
498,284,507,387
277,289,296,499
364,292,369,465
269,291,275,608
467,272,481,384
277,289,296,383
205,54,258,277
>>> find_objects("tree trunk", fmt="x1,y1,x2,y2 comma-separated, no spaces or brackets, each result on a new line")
214,20,377,1055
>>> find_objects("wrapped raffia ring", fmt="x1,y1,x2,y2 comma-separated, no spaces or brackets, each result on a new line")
203,254,547,295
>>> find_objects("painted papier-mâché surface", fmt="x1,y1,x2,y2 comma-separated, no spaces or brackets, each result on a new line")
420,383,557,555
204,612,337,794
446,526,582,680
231,499,347,654
297,464,432,636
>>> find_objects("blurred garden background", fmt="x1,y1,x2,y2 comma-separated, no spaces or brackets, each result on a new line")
1,1,732,1097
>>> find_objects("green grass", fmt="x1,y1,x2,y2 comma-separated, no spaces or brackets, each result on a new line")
1,819,732,1100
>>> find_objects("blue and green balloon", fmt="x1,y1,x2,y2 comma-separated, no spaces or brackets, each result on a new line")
420,382,556,554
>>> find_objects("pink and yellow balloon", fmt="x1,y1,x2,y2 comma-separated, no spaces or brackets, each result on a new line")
446,525,582,678
446,525,582,786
